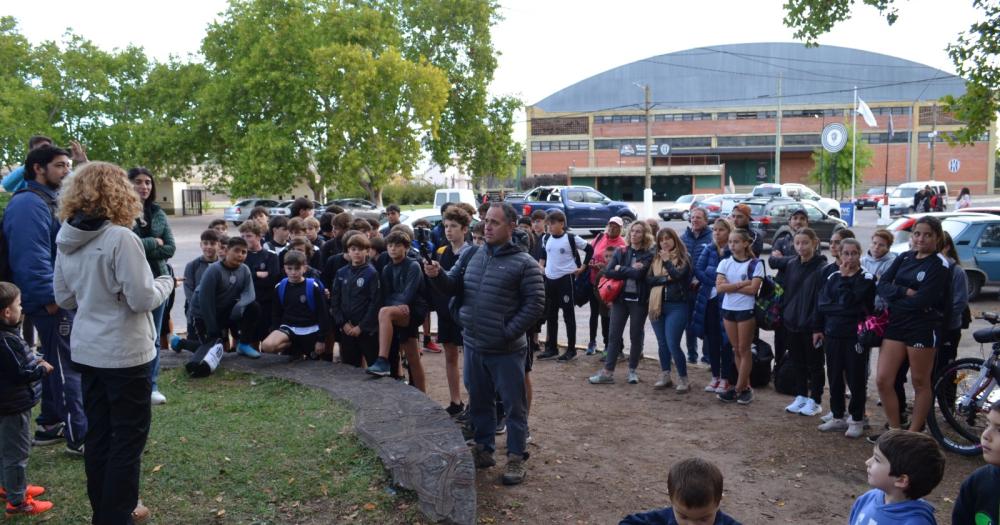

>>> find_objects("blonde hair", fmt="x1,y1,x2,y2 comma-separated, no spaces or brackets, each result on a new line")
58,162,141,227
629,221,654,251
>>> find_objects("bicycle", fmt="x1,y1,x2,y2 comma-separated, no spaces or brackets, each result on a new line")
927,312,1000,456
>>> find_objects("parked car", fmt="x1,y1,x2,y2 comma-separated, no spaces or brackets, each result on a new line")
682,194,720,221
325,198,386,221
744,197,847,245
856,186,895,209
877,180,949,216
434,188,478,209
224,199,280,225
659,194,701,221
718,193,751,218
269,200,323,218
506,186,637,233
920,215,1000,300
383,207,480,230
887,212,996,254
751,183,842,217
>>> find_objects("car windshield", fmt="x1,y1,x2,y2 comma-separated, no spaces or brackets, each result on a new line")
745,203,767,216
941,219,969,241
866,187,884,194
676,195,694,203
892,187,918,198
753,186,781,197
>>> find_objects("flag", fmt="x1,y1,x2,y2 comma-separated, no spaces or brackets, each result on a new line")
728,176,736,194
887,112,895,141
856,98,877,127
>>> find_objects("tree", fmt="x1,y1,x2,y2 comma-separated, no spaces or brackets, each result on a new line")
806,123,873,198
783,0,999,145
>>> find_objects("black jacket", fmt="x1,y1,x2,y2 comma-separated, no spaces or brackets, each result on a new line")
244,248,280,304
331,263,380,334
646,259,693,303
0,324,44,416
603,246,655,302
381,257,427,316
778,254,828,333
877,251,951,328
431,239,545,354
817,269,877,338
270,278,330,333
768,226,797,282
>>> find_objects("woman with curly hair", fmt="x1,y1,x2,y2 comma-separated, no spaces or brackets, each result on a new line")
53,162,174,525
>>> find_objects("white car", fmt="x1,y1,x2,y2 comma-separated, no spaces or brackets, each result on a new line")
383,207,481,231
268,200,294,217
658,194,701,221
223,199,279,225
752,183,842,218
877,180,949,216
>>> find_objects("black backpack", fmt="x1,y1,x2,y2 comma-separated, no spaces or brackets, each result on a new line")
0,187,58,282
749,338,774,388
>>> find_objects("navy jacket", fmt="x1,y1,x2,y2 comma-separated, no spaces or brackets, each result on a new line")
620,507,741,525
3,181,60,315
0,324,45,415
681,226,712,276
331,263,380,334
691,244,728,338
817,269,876,338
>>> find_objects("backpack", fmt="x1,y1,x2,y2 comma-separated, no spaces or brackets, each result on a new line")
749,338,774,388
747,259,783,331
0,187,58,282
277,277,322,312
772,354,797,395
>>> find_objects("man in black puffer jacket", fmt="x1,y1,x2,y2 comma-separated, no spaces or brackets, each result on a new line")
425,202,544,487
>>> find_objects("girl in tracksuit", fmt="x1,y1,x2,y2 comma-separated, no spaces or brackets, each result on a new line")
816,238,876,438
876,216,951,433
693,219,733,393
770,228,827,417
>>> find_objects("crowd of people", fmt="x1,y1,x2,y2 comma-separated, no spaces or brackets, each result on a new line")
1,134,998,524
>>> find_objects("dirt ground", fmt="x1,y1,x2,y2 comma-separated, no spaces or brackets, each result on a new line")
417,347,983,525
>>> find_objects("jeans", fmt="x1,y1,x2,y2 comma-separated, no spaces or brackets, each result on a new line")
650,301,689,377
825,336,868,421
787,330,826,403
29,309,87,446
704,297,733,380
149,302,166,392
588,287,610,347
684,298,701,362
544,275,576,353
603,300,649,372
0,411,31,506
80,362,152,525
464,345,527,457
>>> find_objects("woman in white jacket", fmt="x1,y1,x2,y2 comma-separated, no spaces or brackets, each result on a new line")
54,162,173,525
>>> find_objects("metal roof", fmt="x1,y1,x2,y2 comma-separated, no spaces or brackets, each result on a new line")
532,43,966,113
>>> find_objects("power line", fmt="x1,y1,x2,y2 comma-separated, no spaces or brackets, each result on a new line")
694,46,950,70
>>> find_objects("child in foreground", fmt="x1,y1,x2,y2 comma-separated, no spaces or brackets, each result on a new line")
849,429,945,525
952,401,1000,525
260,251,328,361
620,457,740,525
0,282,54,517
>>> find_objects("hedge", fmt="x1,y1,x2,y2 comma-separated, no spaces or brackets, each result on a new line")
381,183,438,206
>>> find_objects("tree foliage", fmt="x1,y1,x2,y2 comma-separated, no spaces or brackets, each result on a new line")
783,0,998,145
806,123,874,197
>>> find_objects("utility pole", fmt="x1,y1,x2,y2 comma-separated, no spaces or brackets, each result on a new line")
930,103,938,180
643,84,653,219
775,73,782,184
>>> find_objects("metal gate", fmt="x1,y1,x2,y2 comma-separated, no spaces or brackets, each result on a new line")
181,189,204,216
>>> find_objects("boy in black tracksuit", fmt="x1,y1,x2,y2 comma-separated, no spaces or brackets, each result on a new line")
331,234,380,367
240,221,280,347
260,250,329,360
816,240,876,437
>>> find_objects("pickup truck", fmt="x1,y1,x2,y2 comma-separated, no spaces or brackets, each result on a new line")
506,186,637,232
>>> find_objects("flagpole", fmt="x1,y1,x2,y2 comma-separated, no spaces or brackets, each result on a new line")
881,113,892,225
851,86,858,204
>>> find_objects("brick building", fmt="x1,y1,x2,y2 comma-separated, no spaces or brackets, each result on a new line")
526,43,997,201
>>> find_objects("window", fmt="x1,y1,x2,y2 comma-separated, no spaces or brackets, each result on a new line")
803,203,824,222
717,135,776,147
782,134,820,146
566,190,586,203
978,224,1000,248
531,117,589,135
653,112,712,122
531,140,588,151
584,190,607,203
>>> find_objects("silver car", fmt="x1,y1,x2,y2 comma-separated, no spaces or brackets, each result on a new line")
224,199,279,225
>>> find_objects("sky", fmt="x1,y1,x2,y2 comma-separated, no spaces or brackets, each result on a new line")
3,0,985,136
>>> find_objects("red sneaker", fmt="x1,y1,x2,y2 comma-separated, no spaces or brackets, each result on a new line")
423,340,443,353
5,496,53,516
0,485,45,500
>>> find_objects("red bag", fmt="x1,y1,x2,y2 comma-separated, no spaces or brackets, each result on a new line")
598,276,624,305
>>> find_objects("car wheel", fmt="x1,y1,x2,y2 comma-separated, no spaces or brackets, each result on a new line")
681,211,690,221
233,221,243,226
827,209,840,218
966,272,984,301
619,214,635,228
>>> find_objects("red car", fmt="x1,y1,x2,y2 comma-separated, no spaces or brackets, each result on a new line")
855,186,895,209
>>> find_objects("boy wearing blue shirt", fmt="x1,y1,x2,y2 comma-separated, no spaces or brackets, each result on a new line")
952,401,1000,525
620,458,740,525
850,429,945,525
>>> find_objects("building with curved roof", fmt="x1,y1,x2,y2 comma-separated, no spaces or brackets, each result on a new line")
526,42,996,203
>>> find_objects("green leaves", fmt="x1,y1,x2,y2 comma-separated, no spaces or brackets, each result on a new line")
806,123,874,196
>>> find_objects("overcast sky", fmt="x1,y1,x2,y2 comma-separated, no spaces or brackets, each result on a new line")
4,0,984,135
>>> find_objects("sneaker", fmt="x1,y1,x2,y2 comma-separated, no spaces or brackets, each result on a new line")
654,371,674,390
365,357,392,377
626,369,639,384
700,356,710,365
455,405,471,424
526,430,533,444
866,432,883,444
596,351,608,362
675,376,690,393
150,390,166,405
169,334,183,353
5,497,53,517
461,420,475,443
785,396,808,414
501,454,526,486
736,388,754,405
586,341,597,355
0,485,45,501
704,377,721,392
537,349,559,360
424,340,443,353
817,418,848,432
133,501,150,525
236,343,261,359
714,379,730,394
446,402,465,418
32,423,64,446
820,410,834,423
588,370,614,384
495,417,506,435
798,399,823,417
556,351,577,362
717,388,738,403
687,357,698,365
471,445,496,469
846,420,866,439
65,442,84,457
617,351,627,362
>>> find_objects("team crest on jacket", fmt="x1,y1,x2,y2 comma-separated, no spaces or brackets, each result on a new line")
916,271,926,282
299,294,307,303
356,277,365,287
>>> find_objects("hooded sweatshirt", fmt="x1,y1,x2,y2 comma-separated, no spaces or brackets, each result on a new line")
777,253,828,333
54,213,174,369
849,489,937,525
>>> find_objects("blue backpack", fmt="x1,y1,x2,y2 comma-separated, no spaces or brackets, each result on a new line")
277,277,323,312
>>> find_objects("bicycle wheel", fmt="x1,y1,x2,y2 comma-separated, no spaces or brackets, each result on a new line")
928,358,997,456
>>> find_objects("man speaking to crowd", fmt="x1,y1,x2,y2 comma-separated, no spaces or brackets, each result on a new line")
423,202,544,486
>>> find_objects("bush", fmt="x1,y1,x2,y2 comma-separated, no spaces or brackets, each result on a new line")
382,183,438,206
0,192,11,219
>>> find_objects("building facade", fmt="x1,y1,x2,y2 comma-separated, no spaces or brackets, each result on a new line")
526,43,997,201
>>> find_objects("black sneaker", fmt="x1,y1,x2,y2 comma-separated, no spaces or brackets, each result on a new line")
717,389,738,403
495,417,507,435
65,441,84,458
471,445,495,469
446,402,465,418
556,351,576,362
32,423,64,446
537,349,559,360
736,388,754,405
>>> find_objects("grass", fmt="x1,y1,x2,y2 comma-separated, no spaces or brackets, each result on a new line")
12,368,420,524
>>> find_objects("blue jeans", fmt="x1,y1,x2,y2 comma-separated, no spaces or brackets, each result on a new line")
651,302,690,377
703,298,734,380
149,302,166,392
464,345,527,457
685,298,701,361
0,411,31,506
29,309,87,446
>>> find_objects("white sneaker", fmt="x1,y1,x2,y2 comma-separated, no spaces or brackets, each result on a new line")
654,371,673,390
627,369,639,384
714,379,730,394
798,399,823,417
845,420,865,439
704,377,720,392
675,377,690,393
820,411,834,423
150,390,166,405
785,396,807,414
817,417,848,432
